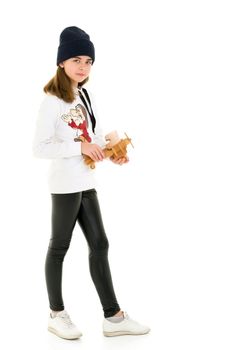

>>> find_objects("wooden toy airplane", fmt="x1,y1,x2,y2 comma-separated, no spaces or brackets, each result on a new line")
83,131,134,169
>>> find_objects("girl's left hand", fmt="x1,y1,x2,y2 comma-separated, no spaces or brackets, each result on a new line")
110,155,129,165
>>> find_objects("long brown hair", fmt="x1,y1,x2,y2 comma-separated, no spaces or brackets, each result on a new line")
43,66,89,103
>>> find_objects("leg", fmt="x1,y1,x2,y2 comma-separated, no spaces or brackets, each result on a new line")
45,192,82,311
76,188,121,318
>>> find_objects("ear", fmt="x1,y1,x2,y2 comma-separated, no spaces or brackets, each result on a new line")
59,63,64,68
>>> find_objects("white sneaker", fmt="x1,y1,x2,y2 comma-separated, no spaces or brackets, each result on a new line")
48,310,83,340
103,311,151,336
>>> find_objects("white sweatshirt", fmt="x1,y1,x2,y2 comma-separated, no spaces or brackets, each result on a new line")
32,87,106,194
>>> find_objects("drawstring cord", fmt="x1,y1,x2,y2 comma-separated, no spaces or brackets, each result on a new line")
78,88,96,134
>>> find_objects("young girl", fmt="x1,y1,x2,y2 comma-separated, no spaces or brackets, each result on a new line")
33,26,150,340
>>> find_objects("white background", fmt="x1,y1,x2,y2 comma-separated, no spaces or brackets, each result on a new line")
0,0,232,349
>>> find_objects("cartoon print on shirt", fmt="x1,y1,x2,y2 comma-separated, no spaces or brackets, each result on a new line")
61,104,92,142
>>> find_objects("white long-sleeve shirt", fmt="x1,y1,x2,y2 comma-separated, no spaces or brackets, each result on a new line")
32,87,106,194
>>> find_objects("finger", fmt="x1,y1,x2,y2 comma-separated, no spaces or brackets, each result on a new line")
116,159,123,165
119,157,128,165
96,152,103,161
90,153,97,161
94,148,104,160
96,146,105,159
90,151,99,161
96,152,102,161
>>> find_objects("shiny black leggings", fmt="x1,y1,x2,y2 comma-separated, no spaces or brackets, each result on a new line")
45,188,121,318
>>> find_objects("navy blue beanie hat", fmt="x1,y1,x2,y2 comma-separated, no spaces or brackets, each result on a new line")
56,26,95,66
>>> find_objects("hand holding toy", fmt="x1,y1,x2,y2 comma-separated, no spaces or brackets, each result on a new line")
83,131,134,169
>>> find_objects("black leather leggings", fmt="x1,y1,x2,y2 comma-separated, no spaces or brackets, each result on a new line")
45,188,121,318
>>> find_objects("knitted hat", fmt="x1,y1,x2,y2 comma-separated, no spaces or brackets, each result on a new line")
56,26,95,66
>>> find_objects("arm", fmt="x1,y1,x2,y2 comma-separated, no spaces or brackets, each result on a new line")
85,90,129,165
32,95,82,159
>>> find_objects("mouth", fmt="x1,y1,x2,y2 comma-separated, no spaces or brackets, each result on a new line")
76,73,85,77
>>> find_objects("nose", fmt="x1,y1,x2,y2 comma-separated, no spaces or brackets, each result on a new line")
79,62,86,70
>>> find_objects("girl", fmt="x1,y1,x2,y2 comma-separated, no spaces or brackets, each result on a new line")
33,26,150,340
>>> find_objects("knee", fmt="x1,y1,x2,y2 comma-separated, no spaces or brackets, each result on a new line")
47,238,71,260
89,236,109,257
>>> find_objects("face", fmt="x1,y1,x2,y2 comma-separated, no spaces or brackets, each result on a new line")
59,56,93,87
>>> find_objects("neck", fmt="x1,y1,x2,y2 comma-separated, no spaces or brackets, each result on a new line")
72,84,80,90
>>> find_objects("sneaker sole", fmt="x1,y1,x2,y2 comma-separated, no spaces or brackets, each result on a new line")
103,329,150,337
48,326,82,340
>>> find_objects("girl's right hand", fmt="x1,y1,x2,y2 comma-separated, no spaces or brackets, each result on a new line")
81,142,105,162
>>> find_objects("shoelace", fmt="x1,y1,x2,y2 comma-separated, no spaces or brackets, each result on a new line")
59,312,74,328
123,311,139,323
